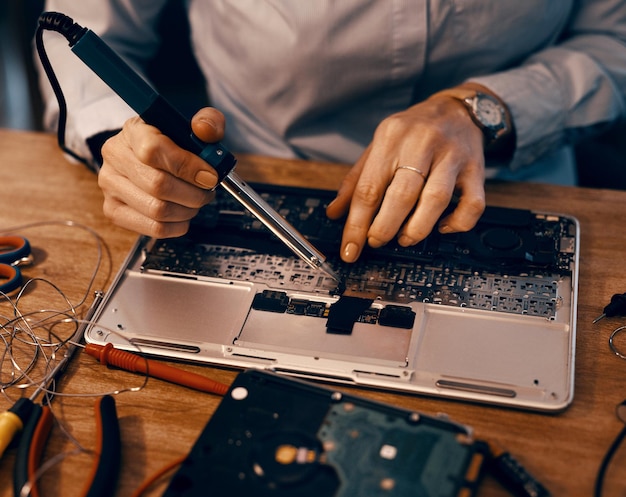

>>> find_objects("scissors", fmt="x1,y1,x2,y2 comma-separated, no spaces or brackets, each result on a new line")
0,236,33,294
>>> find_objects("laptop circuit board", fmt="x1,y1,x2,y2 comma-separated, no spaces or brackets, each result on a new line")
140,184,577,320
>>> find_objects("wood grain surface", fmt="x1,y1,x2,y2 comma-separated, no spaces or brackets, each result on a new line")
1,129,625,497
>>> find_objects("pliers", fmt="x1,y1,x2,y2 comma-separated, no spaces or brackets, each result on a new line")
0,291,121,496
8,395,121,497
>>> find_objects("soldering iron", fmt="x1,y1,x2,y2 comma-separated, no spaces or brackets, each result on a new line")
36,11,340,283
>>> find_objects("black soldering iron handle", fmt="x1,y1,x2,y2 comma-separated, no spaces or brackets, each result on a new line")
38,12,337,277
38,11,237,181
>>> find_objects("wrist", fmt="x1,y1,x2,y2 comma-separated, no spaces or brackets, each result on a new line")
431,84,515,160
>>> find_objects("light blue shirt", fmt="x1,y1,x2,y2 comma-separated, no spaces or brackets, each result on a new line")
41,0,626,185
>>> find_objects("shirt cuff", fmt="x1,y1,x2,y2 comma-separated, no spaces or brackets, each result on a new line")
64,94,136,164
468,62,565,171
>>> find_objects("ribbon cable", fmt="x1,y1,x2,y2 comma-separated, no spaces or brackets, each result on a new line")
13,395,121,497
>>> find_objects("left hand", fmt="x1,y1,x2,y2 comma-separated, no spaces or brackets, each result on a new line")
326,85,490,263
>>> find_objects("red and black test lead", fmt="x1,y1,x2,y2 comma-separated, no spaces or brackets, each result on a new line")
83,343,230,396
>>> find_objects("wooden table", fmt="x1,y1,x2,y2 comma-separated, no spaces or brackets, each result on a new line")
1,129,625,496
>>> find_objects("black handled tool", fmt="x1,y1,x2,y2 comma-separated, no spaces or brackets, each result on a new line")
37,12,340,282
12,395,121,497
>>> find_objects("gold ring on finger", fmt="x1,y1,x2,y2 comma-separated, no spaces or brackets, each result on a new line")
395,165,428,181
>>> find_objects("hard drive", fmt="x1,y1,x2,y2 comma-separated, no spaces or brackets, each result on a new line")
163,370,486,497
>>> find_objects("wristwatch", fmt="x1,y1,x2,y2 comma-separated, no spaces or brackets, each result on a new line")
460,92,510,148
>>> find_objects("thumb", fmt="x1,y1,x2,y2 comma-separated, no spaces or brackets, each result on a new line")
191,107,226,143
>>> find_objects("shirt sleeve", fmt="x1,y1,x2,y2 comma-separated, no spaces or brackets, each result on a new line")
468,0,626,171
37,0,169,162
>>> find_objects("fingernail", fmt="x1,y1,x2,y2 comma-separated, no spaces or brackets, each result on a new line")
199,117,217,130
398,235,414,246
195,170,218,189
439,224,453,234
342,242,360,262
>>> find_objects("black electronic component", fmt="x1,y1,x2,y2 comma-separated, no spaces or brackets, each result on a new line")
357,308,381,325
287,298,313,315
486,444,551,497
286,299,328,317
378,305,416,329
252,290,290,313
326,296,374,335
163,369,486,497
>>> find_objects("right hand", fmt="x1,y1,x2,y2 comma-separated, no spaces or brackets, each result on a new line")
98,107,226,238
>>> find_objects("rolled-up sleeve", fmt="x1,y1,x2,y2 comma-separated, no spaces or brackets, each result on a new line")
470,0,626,171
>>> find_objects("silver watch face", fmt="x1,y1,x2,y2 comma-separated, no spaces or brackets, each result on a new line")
474,96,504,127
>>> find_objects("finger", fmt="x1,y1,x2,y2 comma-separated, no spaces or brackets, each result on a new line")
102,196,193,239
337,149,395,262
326,146,370,220
103,130,214,208
397,161,457,246
98,168,209,225
438,163,486,234
366,166,427,248
124,117,219,190
398,157,485,245
191,107,226,143
100,171,214,238
113,157,214,209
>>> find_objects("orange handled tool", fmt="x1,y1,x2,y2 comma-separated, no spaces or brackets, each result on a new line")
13,395,120,497
84,343,230,396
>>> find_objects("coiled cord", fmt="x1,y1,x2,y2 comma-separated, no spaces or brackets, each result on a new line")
38,11,87,46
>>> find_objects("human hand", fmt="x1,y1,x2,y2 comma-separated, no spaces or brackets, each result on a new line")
98,107,225,238
326,86,491,263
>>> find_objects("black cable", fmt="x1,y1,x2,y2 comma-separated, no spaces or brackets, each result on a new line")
38,11,87,45
594,404,626,497
35,12,92,168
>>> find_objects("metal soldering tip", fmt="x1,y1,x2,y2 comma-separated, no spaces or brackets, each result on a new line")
320,261,342,283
